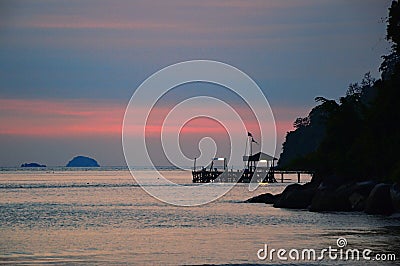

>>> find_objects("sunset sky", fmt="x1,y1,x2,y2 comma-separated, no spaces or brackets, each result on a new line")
0,0,391,166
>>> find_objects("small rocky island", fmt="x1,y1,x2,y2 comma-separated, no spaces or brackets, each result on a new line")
66,156,100,167
21,162,46,167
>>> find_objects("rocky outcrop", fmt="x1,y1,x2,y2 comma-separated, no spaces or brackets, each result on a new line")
246,179,399,216
390,183,400,212
348,181,378,211
66,156,100,167
245,193,278,204
273,183,317,209
310,189,348,212
310,181,377,212
365,183,394,215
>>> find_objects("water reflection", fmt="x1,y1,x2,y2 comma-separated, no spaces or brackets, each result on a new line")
0,170,399,264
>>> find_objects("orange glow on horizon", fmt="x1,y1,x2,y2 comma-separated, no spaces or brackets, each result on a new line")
0,99,297,140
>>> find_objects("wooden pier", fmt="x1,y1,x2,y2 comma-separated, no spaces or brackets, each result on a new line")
274,170,314,183
192,168,313,183
191,137,313,184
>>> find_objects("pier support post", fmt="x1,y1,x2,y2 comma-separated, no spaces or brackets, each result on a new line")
281,173,284,183
297,172,301,183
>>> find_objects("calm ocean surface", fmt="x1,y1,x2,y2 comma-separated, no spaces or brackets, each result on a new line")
1,169,399,265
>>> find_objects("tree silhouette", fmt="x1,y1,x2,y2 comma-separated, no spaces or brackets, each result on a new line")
279,2,400,183
387,0,400,53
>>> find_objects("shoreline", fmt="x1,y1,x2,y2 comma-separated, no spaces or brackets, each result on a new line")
246,178,400,216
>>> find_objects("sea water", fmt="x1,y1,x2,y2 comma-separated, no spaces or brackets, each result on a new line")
0,169,399,265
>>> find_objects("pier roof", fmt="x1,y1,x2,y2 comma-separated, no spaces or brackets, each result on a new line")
243,152,277,162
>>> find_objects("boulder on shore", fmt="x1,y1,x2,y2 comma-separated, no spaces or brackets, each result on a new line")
348,181,378,211
66,156,100,167
310,180,377,212
273,183,317,209
310,189,347,212
390,183,400,213
245,178,397,216
318,174,348,190
245,193,278,204
365,183,394,215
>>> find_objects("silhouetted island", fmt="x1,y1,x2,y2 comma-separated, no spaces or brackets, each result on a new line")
21,162,46,167
66,156,100,167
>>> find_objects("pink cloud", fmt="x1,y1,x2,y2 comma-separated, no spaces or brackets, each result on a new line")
0,99,124,137
0,98,306,154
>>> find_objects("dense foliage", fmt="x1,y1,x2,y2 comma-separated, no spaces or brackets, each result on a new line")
278,1,400,183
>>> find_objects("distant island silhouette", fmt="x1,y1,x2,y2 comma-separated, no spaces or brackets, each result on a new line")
21,162,46,167
66,156,100,167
